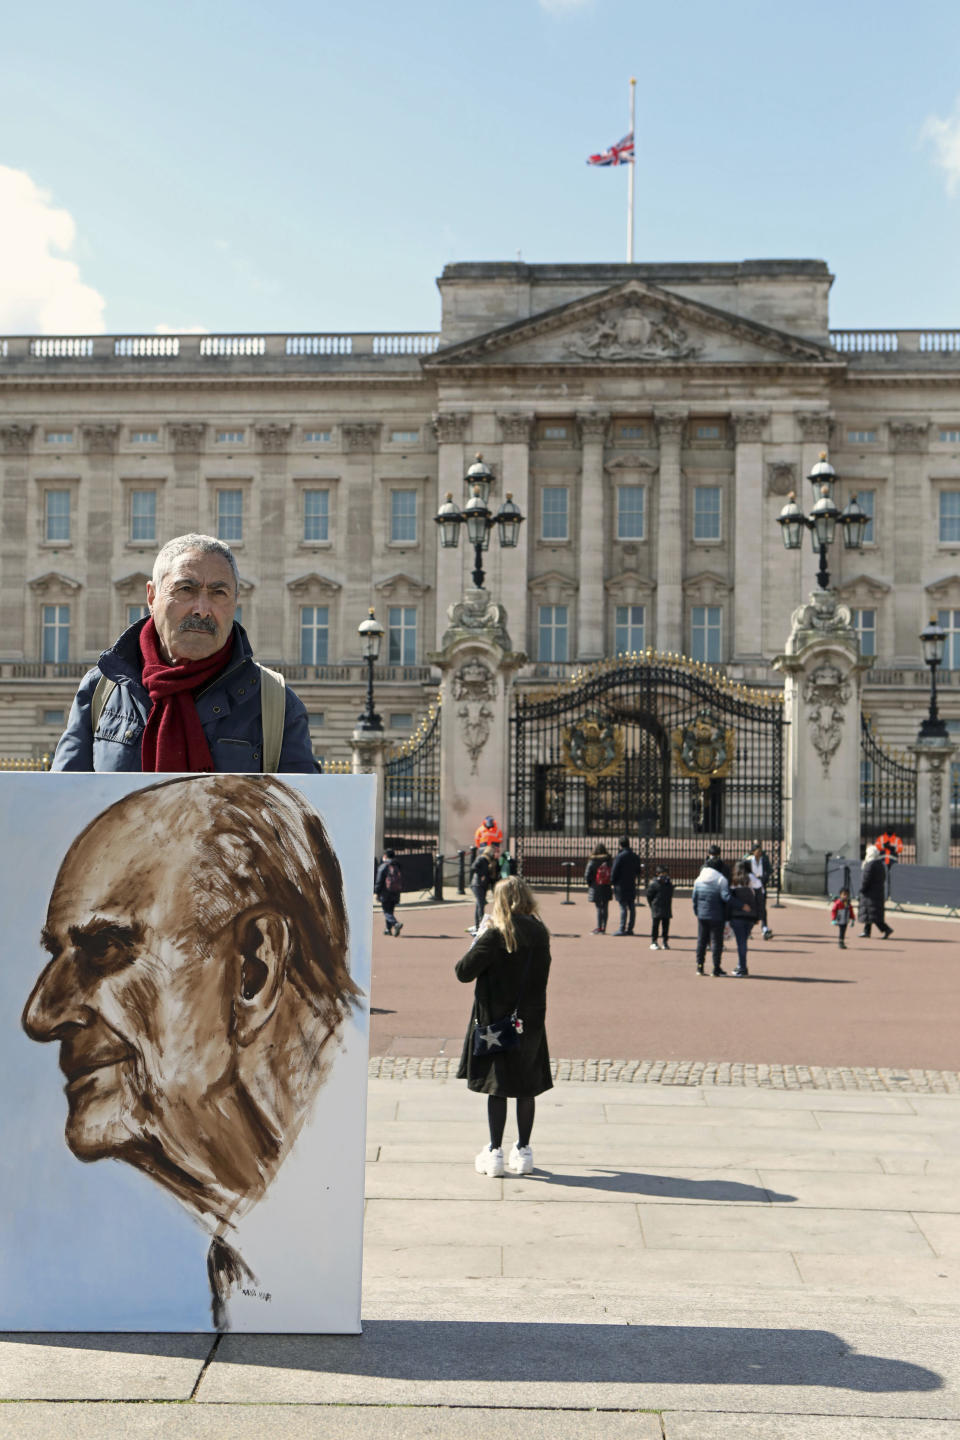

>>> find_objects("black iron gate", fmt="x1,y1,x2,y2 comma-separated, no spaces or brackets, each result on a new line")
860,714,917,861
510,655,785,889
384,696,440,852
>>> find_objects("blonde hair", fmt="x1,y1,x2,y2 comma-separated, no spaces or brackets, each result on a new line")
488,876,542,954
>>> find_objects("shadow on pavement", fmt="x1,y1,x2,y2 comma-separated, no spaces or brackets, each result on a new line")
525,1169,796,1203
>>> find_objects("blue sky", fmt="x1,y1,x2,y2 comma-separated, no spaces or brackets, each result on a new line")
3,0,960,335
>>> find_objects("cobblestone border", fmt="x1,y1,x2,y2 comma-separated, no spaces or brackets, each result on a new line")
369,1056,960,1093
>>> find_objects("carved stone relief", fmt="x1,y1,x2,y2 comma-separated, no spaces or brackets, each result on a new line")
0,424,35,454
766,461,797,496
564,301,702,363
451,657,497,703
453,657,498,775
928,753,947,852
433,412,471,445
497,413,534,445
733,412,767,444
255,424,292,454
654,411,687,443
83,424,120,455
803,661,852,775
796,412,833,445
576,412,610,444
171,423,206,452
342,422,380,453
888,420,929,453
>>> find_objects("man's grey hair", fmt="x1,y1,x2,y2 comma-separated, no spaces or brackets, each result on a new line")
152,534,240,593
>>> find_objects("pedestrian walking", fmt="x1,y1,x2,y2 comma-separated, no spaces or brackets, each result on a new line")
743,838,774,940
456,877,553,1178
584,844,613,934
831,887,855,949
610,835,643,936
728,862,760,976
858,844,893,939
469,845,497,934
645,865,674,950
374,849,404,936
692,853,731,975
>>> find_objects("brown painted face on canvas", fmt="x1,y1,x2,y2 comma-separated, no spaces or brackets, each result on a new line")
21,796,234,1168
145,549,237,664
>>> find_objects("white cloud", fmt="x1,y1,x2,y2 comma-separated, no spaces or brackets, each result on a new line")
922,100,960,196
0,166,106,334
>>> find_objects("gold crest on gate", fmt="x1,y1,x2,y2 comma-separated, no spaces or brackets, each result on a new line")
671,710,735,790
561,717,625,788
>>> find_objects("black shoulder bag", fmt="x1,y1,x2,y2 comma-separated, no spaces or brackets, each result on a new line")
472,950,532,1057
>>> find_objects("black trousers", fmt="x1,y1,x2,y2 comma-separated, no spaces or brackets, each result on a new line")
696,919,724,971
651,916,670,943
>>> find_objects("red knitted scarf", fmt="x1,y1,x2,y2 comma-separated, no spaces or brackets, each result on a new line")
139,618,233,772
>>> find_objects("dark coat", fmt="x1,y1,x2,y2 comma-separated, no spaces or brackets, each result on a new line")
728,885,759,924
611,846,642,898
859,858,888,925
645,875,674,919
455,913,553,1097
374,860,403,898
471,853,495,896
52,619,315,773
584,855,613,902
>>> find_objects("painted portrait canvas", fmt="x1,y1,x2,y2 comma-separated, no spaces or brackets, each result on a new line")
0,771,374,1333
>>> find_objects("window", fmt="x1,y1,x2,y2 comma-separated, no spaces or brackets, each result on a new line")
44,430,72,445
847,429,877,443
694,423,722,441
130,489,157,543
300,606,329,665
617,423,647,441
851,607,876,657
130,430,159,444
388,606,417,664
541,487,569,541
939,429,960,443
855,490,875,544
42,605,70,663
303,429,331,443
616,486,645,540
538,604,568,662
390,712,413,730
691,605,722,662
940,492,960,544
389,429,419,444
215,429,244,444
615,604,645,654
303,488,329,542
44,489,71,543
541,423,568,441
43,709,65,726
127,604,150,626
217,489,243,542
937,610,960,668
693,486,721,541
390,489,417,543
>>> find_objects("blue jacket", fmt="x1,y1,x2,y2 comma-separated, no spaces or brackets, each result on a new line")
691,864,731,923
52,619,315,773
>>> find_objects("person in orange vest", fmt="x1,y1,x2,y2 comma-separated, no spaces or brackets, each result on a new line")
474,815,503,851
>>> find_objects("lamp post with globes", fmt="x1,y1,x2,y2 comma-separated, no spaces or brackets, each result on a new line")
434,454,525,587
918,617,948,742
356,607,384,732
776,452,869,587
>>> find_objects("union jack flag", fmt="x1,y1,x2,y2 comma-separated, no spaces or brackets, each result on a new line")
586,131,634,167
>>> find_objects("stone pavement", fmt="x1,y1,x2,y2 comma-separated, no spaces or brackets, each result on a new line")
2,1070,960,1437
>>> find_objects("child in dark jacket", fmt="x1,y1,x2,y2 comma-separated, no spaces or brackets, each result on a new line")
831,888,855,949
645,867,674,950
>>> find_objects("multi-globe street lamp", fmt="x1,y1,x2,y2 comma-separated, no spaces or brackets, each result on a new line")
356,607,384,732
918,616,949,742
776,452,869,588
434,453,525,587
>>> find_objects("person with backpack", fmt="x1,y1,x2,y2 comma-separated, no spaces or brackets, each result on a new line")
374,849,404,937
645,865,674,950
584,844,613,934
469,845,497,935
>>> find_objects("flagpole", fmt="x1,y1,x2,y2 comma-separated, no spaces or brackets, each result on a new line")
627,76,636,263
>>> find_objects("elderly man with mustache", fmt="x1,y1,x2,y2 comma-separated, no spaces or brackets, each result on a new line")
52,534,315,773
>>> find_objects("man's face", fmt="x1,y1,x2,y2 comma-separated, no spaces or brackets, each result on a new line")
146,549,237,664
22,803,234,1165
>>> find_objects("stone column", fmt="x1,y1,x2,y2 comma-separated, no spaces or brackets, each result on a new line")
254,424,292,658
432,412,471,646
889,421,930,665
429,590,526,857
0,425,34,658
576,412,609,660
82,425,120,654
909,739,956,867
654,410,686,654
351,729,387,857
341,422,381,654
732,411,767,662
496,412,534,656
170,424,206,536
774,590,872,894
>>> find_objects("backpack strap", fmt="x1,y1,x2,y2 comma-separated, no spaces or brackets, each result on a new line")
90,674,117,736
258,664,286,773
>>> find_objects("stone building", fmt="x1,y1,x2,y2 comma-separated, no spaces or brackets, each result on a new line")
1,258,959,762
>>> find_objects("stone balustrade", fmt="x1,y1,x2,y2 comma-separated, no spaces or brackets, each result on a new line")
830,329,960,358
0,332,441,369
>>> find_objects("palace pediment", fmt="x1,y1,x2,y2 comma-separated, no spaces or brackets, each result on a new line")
426,279,834,370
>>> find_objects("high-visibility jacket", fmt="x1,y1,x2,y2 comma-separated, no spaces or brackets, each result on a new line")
474,820,503,849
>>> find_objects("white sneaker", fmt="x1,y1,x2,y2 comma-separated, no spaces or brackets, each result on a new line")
649,942,660,950
475,1145,504,1177
507,1143,534,1175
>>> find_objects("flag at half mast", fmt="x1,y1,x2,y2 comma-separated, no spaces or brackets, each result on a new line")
586,132,634,167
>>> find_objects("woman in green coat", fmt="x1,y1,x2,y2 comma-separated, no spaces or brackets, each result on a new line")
456,876,553,1177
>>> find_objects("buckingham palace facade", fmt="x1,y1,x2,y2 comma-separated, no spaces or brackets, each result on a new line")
1,258,960,760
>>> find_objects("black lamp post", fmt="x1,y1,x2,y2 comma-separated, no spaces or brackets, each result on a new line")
434,453,525,587
777,452,869,588
918,616,949,741
357,607,384,731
